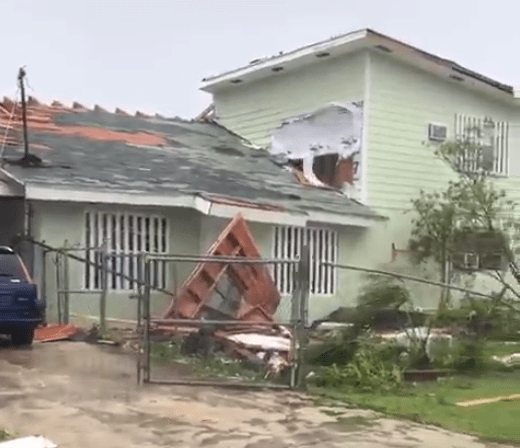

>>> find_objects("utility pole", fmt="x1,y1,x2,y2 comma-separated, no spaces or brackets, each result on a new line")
17,67,29,160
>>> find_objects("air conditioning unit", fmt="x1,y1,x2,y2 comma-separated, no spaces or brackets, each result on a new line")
463,253,480,270
428,123,447,142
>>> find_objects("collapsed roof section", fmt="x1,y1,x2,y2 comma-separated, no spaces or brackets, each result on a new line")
0,97,385,228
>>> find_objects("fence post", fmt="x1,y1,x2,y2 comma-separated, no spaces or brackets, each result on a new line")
63,241,70,324
100,242,108,334
144,256,152,383
136,252,144,386
55,252,62,324
296,244,310,390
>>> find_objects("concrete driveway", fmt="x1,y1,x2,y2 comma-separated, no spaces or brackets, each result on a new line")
0,341,512,448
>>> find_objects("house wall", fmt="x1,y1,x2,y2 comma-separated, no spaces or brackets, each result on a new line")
368,50,520,233
30,201,201,323
367,51,520,307
199,215,382,322
210,49,520,312
0,197,25,247
213,51,366,146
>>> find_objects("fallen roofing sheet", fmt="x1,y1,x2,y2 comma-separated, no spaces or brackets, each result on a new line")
163,214,281,322
34,324,79,342
224,333,291,352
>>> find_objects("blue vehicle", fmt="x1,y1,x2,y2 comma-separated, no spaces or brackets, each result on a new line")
0,246,45,345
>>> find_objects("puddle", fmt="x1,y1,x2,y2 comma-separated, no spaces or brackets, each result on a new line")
245,418,268,427
324,415,378,433
139,416,184,428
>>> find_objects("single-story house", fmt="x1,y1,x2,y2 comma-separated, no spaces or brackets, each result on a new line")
0,98,386,323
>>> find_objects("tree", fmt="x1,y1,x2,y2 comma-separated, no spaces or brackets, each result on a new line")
408,135,517,309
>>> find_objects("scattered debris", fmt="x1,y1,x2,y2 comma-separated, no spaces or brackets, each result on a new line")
155,214,292,375
379,327,453,360
456,394,520,407
0,436,56,448
491,353,520,367
34,324,79,343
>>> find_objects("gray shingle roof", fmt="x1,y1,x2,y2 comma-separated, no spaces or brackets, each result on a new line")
1,109,383,222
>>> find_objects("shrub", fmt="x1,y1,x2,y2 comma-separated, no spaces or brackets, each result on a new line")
311,337,403,392
357,276,411,311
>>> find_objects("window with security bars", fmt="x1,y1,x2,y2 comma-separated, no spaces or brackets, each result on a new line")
84,212,168,291
273,226,337,295
454,114,509,175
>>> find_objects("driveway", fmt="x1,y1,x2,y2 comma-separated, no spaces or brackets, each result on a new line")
0,341,512,448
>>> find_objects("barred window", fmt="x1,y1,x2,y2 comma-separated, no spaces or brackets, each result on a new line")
273,226,337,295
454,114,509,175
84,211,168,291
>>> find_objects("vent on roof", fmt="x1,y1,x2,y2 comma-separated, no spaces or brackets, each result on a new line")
374,44,392,53
230,79,243,84
272,66,284,72
428,123,447,142
212,145,244,157
316,52,330,58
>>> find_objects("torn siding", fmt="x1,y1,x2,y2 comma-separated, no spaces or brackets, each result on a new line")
270,103,364,200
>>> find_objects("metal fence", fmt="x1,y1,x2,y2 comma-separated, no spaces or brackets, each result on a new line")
27,236,509,391
27,239,174,331
136,248,311,390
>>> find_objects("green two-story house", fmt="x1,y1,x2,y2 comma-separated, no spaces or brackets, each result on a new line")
200,28,520,311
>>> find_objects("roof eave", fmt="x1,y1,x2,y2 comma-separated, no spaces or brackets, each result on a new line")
200,29,369,92
24,183,383,228
200,28,513,99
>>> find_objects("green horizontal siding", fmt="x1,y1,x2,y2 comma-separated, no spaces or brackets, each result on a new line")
213,51,367,146
368,51,520,213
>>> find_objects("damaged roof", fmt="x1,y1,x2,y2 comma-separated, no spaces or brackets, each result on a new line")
0,98,383,226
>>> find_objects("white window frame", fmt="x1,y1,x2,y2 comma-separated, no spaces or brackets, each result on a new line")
272,226,338,296
83,210,169,291
454,113,509,176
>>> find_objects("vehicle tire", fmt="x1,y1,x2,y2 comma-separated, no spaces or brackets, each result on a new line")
11,328,34,346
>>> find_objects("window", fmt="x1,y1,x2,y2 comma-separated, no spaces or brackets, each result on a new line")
273,226,337,295
454,114,509,175
84,211,168,291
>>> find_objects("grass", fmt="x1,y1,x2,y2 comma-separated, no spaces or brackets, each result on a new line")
484,341,520,358
0,429,11,441
312,369,520,443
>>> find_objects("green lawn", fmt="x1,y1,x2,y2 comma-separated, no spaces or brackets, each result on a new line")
484,341,520,358
312,370,520,443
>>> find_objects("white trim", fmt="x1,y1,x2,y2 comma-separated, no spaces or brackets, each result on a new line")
361,51,371,205
201,30,515,105
25,184,382,228
201,29,368,90
26,185,196,208
0,169,24,197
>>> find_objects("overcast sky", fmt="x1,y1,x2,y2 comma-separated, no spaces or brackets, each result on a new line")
2,0,520,118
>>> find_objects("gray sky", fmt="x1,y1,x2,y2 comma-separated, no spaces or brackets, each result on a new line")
2,0,520,118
